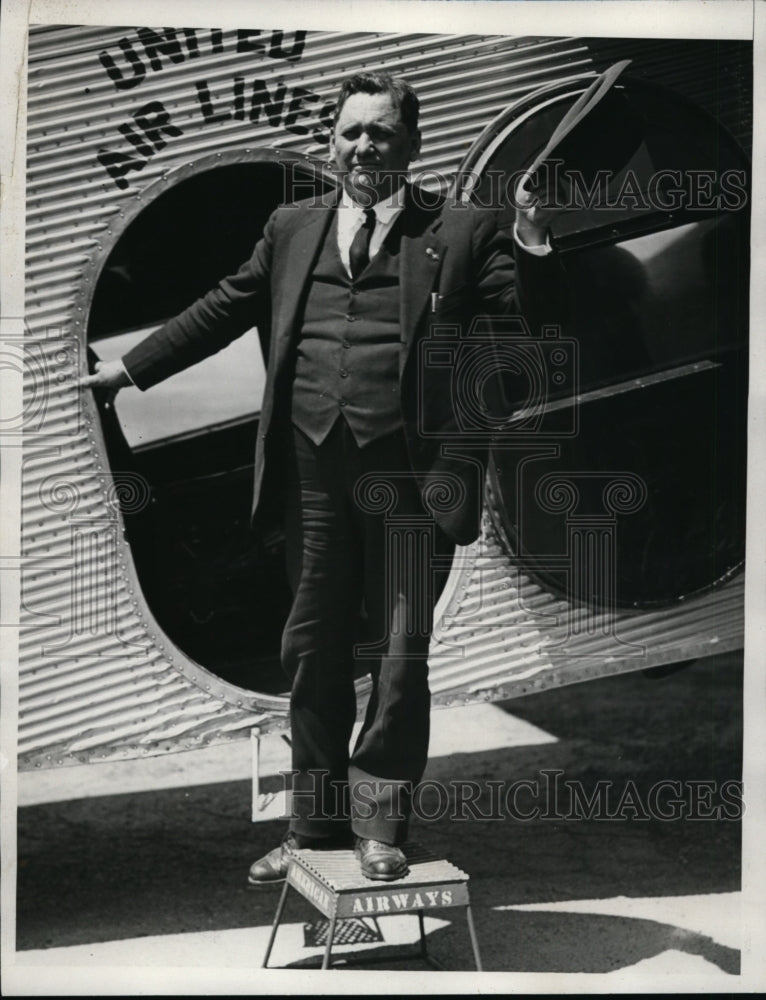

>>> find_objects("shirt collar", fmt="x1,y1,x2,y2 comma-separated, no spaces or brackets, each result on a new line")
340,181,407,223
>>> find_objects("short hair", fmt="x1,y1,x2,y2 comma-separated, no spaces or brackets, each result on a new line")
333,72,420,134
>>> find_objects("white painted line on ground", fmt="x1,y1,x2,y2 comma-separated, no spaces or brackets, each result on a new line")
14,915,451,967
600,949,735,980
496,890,741,950
18,703,556,806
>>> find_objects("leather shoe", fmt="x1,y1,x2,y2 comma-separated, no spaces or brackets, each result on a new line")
355,837,409,881
247,831,300,886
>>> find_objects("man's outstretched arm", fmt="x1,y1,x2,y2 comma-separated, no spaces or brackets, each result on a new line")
80,208,278,394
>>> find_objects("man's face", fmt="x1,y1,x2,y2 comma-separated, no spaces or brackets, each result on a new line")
330,91,421,204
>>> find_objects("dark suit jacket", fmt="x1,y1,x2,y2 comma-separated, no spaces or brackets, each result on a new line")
123,184,558,544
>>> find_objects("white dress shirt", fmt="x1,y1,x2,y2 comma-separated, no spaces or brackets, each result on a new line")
336,184,407,276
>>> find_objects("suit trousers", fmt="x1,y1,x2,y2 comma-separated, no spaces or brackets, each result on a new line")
282,418,455,845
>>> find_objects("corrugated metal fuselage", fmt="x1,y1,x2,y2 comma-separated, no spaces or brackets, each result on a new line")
18,26,750,769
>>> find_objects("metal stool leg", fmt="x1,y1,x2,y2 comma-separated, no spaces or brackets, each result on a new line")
465,903,482,971
250,728,261,823
321,911,338,970
262,879,291,968
417,910,428,960
417,910,447,970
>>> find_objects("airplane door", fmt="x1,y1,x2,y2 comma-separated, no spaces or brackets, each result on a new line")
452,76,749,608
87,150,338,691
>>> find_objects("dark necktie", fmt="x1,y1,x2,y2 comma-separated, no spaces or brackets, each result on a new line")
349,208,376,279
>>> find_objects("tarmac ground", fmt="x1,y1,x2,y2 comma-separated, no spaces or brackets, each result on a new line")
8,650,748,993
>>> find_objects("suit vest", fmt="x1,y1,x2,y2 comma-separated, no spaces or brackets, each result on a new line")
291,211,403,447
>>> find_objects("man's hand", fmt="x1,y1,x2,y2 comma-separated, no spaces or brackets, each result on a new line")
514,168,566,248
79,359,132,406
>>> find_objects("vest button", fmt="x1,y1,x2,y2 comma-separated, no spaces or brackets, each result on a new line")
339,398,347,407
342,340,351,349
345,313,356,322
349,286,358,295
339,369,348,378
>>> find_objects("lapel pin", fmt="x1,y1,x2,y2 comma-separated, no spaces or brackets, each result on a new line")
426,247,440,261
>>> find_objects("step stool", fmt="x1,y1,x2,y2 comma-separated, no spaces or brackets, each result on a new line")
262,842,482,970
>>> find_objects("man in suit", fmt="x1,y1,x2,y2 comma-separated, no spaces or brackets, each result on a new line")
83,71,558,882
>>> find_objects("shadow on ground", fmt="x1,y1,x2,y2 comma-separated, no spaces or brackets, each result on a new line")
16,653,742,972
280,909,739,974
